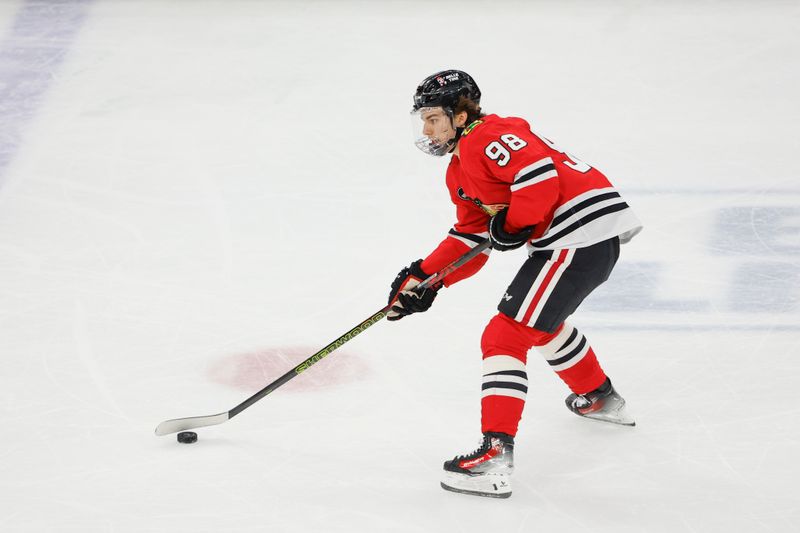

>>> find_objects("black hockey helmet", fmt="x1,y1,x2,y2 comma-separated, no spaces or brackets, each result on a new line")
412,70,481,114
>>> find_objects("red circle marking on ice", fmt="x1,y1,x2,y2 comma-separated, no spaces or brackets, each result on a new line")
207,346,368,393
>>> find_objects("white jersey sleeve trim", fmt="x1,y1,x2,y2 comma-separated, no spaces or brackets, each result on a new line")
510,157,557,192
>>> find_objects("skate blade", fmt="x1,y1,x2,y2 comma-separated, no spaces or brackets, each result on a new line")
440,472,512,499
576,404,636,426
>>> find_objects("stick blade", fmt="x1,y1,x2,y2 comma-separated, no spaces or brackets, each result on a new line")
154,412,229,436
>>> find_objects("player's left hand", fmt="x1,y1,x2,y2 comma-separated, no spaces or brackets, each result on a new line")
488,208,534,251
387,259,439,321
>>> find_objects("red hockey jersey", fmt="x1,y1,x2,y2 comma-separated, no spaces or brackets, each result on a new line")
420,114,642,287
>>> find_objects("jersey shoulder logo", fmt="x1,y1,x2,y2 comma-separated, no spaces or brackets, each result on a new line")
461,119,484,137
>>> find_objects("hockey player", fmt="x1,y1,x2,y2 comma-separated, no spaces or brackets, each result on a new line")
386,70,642,499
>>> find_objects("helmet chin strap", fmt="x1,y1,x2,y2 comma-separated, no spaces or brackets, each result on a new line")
446,113,465,154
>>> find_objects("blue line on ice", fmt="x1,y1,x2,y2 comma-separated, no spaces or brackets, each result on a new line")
0,0,93,187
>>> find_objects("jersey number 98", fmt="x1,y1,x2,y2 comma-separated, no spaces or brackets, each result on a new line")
485,131,593,173
484,134,527,167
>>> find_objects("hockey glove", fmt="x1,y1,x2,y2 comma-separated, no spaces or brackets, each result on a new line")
488,208,534,251
387,259,439,321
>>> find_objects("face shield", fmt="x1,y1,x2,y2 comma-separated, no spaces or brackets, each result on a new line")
410,106,457,157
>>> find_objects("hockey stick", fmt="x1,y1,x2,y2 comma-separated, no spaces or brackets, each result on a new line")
154,238,491,436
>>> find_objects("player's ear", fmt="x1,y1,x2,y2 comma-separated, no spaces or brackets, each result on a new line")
454,111,468,128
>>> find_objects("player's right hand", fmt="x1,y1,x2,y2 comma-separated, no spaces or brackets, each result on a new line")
387,259,439,321
488,208,534,251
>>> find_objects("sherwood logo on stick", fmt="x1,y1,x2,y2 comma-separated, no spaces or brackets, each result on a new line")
295,313,387,374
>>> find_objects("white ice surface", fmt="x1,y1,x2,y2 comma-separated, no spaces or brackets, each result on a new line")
0,1,798,532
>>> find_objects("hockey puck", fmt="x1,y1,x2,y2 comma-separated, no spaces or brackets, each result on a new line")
177,431,197,444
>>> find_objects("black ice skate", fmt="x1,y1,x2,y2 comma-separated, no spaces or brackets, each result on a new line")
440,432,514,499
565,378,635,426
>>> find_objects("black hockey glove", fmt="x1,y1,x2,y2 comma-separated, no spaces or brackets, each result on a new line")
387,259,439,321
488,208,534,251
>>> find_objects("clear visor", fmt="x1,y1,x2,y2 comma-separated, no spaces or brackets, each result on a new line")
410,106,456,156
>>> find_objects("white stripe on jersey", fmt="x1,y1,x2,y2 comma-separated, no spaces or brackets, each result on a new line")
530,186,643,250
510,169,558,192
510,157,558,192
550,186,618,220
533,209,642,250
448,231,491,255
546,196,627,237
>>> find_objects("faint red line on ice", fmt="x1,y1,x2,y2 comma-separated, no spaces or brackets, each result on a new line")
207,346,369,393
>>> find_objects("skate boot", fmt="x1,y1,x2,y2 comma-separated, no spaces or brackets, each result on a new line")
565,377,635,426
440,432,514,499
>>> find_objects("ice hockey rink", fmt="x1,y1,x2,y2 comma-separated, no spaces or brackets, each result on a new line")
1,0,798,531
